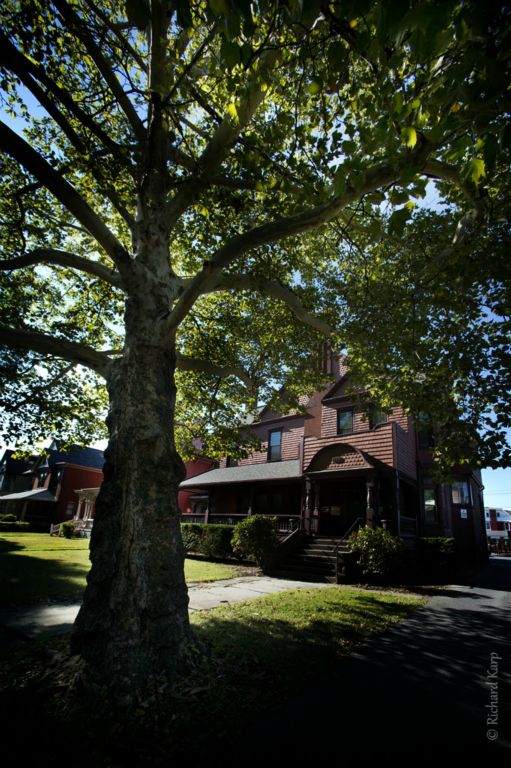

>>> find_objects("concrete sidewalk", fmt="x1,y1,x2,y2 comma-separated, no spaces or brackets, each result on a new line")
0,576,331,641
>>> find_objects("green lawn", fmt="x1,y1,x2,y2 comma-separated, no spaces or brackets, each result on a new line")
0,532,236,606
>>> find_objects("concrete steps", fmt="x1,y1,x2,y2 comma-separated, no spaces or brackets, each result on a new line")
271,536,351,583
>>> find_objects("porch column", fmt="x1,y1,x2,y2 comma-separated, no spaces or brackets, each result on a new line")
366,479,375,528
312,480,320,534
247,484,254,516
204,492,211,523
304,478,312,533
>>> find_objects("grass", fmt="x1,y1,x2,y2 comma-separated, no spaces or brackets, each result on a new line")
0,585,425,764
0,533,237,606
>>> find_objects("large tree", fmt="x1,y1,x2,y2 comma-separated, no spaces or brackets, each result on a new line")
0,0,509,700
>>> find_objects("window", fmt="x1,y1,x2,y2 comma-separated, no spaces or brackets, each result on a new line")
423,488,438,524
268,429,282,462
369,406,388,429
452,480,471,505
337,408,354,435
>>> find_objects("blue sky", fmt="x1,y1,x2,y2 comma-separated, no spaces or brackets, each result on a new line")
481,467,511,510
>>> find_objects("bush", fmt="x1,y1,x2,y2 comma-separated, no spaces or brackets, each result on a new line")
60,521,77,539
417,537,456,578
180,523,236,560
0,521,30,532
231,515,278,570
349,526,406,581
0,513,17,522
181,524,202,555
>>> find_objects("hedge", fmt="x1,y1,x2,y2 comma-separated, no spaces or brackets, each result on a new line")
180,523,236,560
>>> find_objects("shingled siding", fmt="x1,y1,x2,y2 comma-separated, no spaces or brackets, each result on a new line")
395,419,418,480
303,422,395,470
238,418,304,466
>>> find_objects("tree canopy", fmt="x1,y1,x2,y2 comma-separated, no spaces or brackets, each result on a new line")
1,0,509,466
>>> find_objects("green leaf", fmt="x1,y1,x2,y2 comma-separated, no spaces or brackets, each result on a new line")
388,207,412,235
221,39,241,70
327,41,347,72
175,0,192,29
307,80,321,96
124,0,150,30
465,158,486,185
401,126,417,148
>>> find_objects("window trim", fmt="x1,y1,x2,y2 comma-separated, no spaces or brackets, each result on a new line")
267,429,282,462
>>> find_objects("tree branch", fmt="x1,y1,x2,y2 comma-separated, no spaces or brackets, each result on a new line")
200,273,332,334
166,51,279,227
0,325,111,377
0,30,133,167
0,120,131,273
176,353,253,386
52,0,145,142
0,248,123,288
169,144,432,328
423,158,483,209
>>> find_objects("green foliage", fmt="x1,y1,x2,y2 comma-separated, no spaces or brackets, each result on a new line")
417,536,457,577
0,513,17,522
180,523,236,560
60,521,77,539
231,515,278,568
349,526,406,580
0,521,30,532
0,0,509,463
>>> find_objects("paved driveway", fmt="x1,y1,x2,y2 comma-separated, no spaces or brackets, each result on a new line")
234,556,511,759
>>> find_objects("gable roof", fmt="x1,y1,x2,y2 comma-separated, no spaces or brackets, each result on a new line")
32,444,105,472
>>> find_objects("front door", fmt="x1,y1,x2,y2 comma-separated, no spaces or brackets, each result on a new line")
319,480,366,536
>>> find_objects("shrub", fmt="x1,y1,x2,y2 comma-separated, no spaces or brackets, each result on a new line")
181,524,202,555
232,515,278,570
0,521,30,532
60,521,77,539
200,525,235,560
417,537,456,578
349,526,406,581
0,513,17,522
180,523,236,560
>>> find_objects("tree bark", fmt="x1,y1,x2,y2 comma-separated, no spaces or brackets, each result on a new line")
71,323,197,703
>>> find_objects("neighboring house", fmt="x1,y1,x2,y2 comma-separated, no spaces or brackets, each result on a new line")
71,455,217,533
0,449,38,515
180,355,487,561
0,441,104,526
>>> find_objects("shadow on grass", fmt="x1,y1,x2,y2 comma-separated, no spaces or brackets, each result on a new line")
0,550,88,607
0,539,23,554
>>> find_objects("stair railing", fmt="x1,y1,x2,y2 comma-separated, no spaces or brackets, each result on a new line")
335,517,365,583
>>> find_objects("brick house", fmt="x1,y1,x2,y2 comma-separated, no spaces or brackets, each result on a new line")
0,441,104,526
180,356,487,561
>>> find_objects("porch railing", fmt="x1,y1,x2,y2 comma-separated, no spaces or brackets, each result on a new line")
334,517,365,583
180,513,302,533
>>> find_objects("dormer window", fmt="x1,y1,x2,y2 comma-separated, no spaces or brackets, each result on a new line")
337,408,354,435
268,429,282,462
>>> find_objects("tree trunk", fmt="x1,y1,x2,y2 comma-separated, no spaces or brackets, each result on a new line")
71,328,198,702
